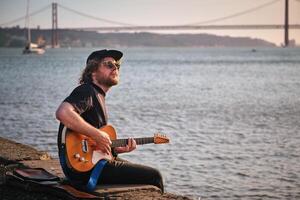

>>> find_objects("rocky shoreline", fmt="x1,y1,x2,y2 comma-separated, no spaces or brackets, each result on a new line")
0,137,192,200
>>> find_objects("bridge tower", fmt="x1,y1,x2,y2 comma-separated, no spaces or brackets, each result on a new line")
284,0,289,47
52,2,58,48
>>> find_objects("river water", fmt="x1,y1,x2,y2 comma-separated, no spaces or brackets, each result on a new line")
0,47,300,199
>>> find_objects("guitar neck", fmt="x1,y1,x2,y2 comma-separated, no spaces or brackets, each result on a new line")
111,137,154,147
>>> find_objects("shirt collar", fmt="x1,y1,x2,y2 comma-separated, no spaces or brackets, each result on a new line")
91,82,106,97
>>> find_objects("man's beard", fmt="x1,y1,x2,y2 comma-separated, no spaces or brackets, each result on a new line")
96,76,119,87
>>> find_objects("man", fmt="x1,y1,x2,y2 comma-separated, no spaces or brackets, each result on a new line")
56,49,164,192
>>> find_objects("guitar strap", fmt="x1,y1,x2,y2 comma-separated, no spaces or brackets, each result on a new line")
91,85,108,127
84,85,109,191
86,159,107,191
85,85,109,191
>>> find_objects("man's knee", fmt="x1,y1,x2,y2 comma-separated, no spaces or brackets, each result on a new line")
151,168,164,193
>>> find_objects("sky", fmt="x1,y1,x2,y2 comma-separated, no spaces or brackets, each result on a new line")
0,0,299,46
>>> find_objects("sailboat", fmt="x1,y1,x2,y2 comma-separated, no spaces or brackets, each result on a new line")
23,0,45,55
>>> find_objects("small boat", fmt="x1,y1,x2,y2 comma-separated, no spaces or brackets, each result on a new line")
23,42,45,55
23,0,45,55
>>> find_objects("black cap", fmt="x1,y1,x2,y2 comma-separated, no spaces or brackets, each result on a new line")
86,49,123,64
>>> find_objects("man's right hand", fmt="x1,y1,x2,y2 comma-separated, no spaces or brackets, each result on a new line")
93,130,112,155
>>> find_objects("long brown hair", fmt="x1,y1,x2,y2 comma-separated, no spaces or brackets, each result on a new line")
79,59,101,84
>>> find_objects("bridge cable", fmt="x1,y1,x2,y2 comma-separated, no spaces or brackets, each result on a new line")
184,0,281,26
0,4,51,27
57,3,137,26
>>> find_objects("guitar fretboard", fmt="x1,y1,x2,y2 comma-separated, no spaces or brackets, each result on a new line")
111,137,154,147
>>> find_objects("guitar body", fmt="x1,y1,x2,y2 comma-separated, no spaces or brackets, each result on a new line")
63,124,169,173
65,125,117,173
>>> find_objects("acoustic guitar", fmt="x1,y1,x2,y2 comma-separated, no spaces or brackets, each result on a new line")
64,125,169,172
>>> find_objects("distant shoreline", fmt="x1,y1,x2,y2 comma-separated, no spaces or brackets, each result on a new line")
0,27,278,48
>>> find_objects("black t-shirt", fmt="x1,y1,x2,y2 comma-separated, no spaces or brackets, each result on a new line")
63,82,108,128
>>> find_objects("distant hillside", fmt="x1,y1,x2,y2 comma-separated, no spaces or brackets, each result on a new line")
0,27,276,47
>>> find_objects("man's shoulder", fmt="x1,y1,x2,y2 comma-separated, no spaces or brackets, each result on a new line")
72,83,94,95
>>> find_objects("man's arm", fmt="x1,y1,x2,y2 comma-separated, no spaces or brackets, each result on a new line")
56,102,111,154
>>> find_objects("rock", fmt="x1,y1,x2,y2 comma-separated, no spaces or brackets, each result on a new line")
0,137,50,164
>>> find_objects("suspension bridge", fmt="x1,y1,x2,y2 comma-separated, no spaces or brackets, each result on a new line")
1,0,299,47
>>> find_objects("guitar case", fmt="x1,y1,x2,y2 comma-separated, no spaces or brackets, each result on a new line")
5,168,101,199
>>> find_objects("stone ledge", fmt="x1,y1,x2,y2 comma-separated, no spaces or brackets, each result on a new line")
0,137,50,164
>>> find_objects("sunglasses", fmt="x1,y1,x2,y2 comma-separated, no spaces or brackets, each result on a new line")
101,60,121,70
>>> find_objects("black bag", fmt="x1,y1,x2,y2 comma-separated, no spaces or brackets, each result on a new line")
5,168,100,199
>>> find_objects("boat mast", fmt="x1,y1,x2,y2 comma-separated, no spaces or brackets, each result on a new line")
25,0,31,44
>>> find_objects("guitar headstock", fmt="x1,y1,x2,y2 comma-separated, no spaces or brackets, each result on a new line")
154,133,170,144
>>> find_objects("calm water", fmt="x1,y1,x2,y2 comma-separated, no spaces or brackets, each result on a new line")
0,47,300,199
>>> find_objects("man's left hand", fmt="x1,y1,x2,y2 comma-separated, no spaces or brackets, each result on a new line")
115,138,136,153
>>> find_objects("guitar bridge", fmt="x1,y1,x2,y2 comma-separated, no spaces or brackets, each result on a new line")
82,139,88,153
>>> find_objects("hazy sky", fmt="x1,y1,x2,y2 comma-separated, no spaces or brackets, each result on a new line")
1,0,299,45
